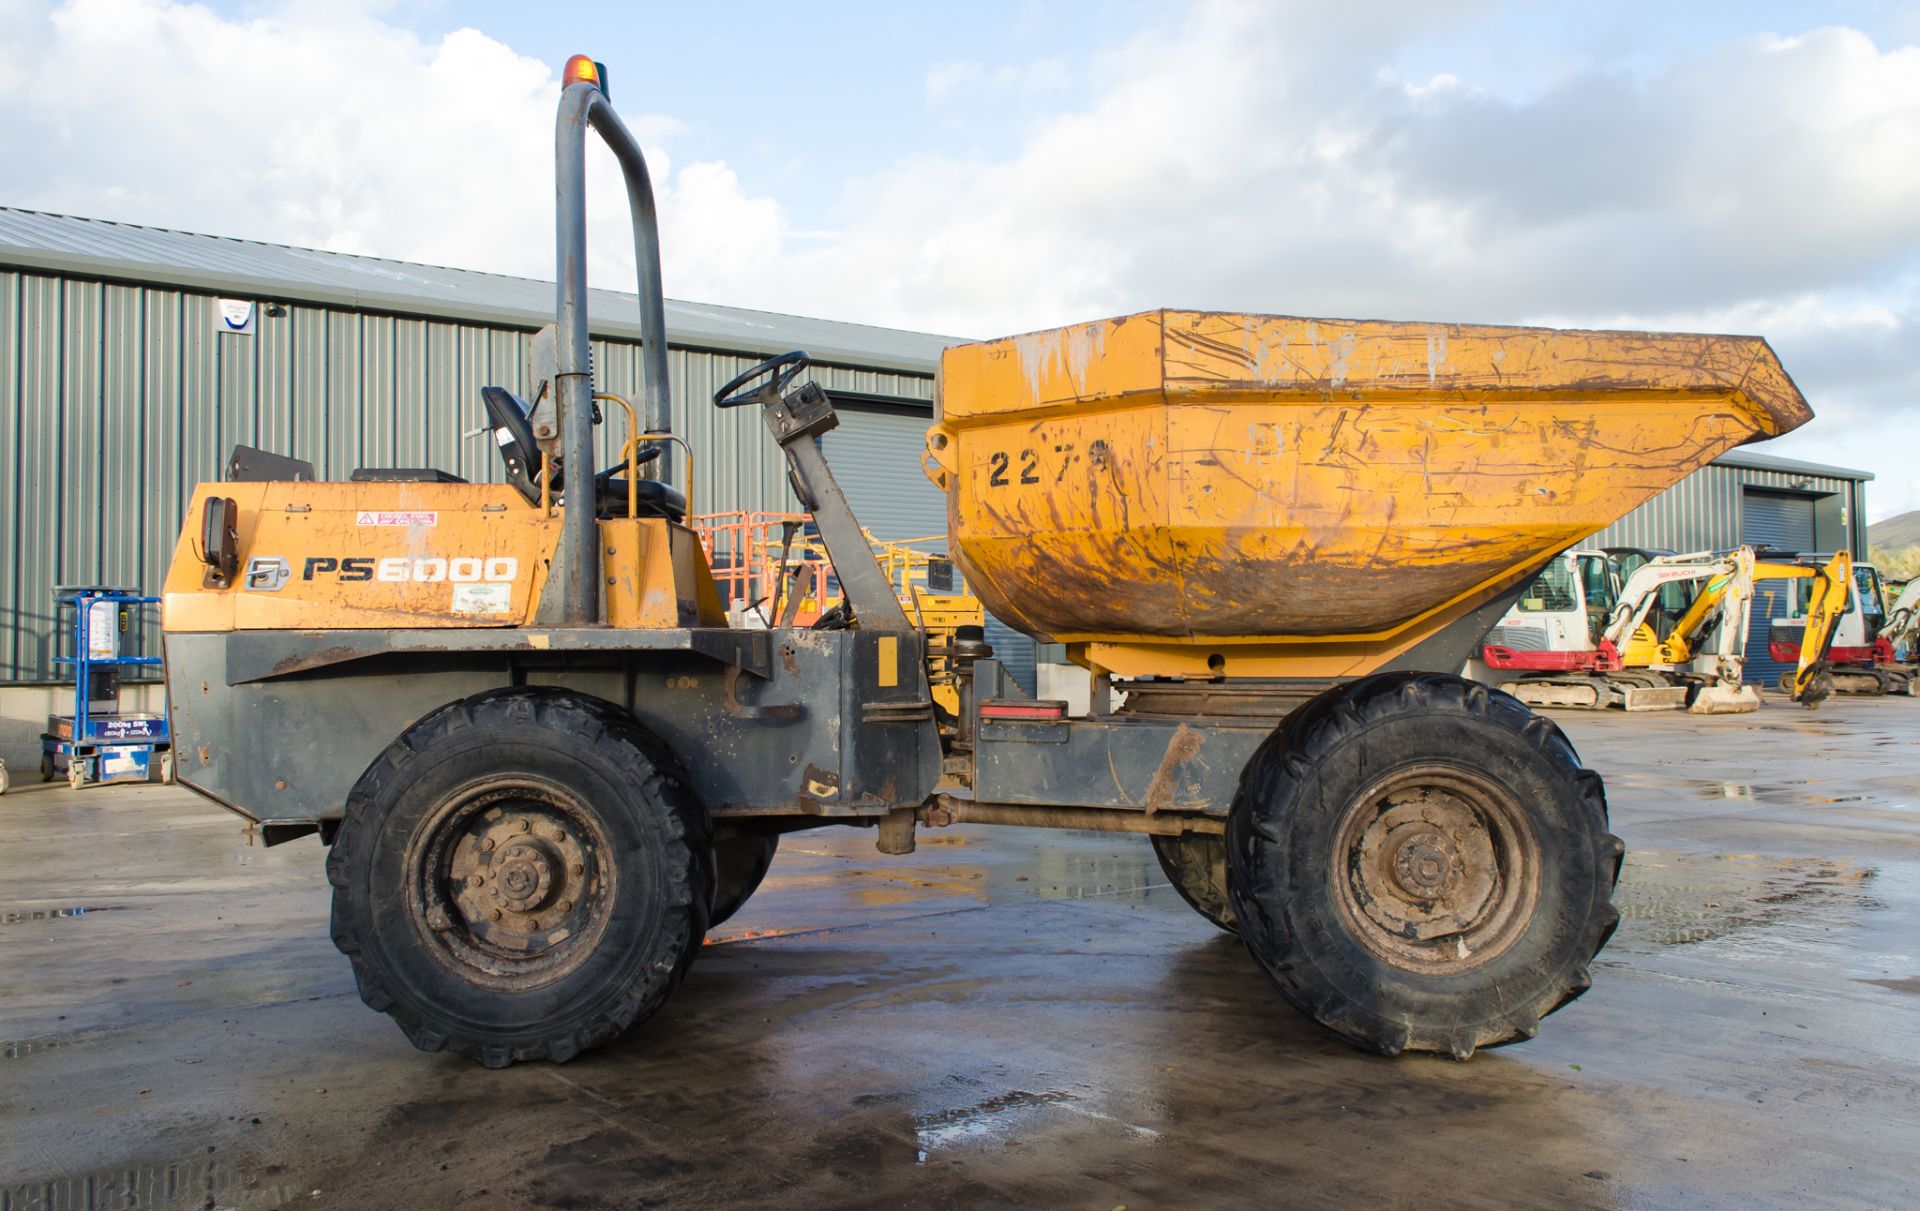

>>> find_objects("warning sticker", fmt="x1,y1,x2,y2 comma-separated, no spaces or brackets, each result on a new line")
356,511,438,527
451,584,513,616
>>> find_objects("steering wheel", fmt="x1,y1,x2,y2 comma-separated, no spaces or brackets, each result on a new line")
713,350,810,408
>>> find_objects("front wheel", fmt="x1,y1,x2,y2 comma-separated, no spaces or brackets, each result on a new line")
327,688,713,1068
1227,672,1621,1060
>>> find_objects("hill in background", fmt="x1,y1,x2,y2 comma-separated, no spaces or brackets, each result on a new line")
1873,510,1920,552
1870,510,1920,551
1870,510,1920,580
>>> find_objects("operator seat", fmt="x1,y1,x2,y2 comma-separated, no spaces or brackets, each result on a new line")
479,386,685,522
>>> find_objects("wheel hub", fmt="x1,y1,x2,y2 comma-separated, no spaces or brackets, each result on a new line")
1353,801,1499,943
1334,766,1539,973
408,780,611,985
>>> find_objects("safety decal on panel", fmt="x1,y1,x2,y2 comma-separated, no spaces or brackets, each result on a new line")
355,511,438,527
450,584,513,615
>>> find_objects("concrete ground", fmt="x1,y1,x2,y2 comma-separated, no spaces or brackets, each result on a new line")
2,693,1917,1210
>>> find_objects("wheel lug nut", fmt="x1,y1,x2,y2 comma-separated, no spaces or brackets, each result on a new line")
468,873,483,888
571,862,585,875
490,909,503,921
551,825,567,841
557,900,573,913
516,819,530,834
481,837,495,852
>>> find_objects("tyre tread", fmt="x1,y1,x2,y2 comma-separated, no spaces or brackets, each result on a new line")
325,687,712,1067
1226,671,1621,1059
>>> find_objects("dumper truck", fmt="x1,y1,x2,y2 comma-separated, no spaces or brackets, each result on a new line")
159,57,1814,1067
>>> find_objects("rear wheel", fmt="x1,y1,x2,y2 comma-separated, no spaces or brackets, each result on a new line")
327,687,712,1068
1149,832,1236,933
710,827,779,926
1227,672,1621,1060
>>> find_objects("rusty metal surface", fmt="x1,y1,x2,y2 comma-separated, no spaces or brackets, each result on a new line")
165,627,940,827
925,798,1227,836
1331,763,1541,974
1116,679,1342,719
928,309,1815,678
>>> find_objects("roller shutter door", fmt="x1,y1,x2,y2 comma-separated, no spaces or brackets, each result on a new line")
1741,490,1816,686
824,405,1038,693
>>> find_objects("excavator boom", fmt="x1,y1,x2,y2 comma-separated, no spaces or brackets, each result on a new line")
1784,550,1852,706
1594,547,1848,713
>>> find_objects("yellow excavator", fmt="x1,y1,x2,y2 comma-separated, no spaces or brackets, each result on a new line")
1485,547,1848,712
1607,548,1850,712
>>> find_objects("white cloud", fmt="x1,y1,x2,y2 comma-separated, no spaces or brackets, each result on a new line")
3,0,1919,516
0,0,755,298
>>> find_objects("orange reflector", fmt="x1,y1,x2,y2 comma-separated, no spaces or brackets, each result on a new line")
562,54,600,89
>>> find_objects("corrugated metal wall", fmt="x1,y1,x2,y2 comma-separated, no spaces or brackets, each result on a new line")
1587,462,1864,556
0,268,931,681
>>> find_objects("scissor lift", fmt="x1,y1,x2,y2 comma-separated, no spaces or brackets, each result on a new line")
40,587,171,789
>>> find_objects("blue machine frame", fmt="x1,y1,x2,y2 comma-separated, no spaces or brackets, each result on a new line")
41,588,171,787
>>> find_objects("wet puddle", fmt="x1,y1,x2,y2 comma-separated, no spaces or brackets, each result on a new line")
0,906,124,926
1024,851,1157,906
0,1155,298,1211
1,1037,67,1061
912,1086,1158,1160
1612,850,1880,953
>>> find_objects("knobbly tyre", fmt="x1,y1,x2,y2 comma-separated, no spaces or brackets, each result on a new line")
160,55,1814,1067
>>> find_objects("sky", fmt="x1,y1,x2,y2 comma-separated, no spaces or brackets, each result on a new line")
2,0,1918,521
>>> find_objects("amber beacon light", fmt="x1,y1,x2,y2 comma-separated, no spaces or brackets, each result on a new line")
562,54,608,96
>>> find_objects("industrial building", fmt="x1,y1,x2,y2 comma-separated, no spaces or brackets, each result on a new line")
1587,450,1874,686
0,207,1036,734
0,207,1872,733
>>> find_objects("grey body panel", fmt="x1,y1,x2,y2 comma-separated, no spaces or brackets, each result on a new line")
965,659,1269,817
165,627,941,826
973,713,1268,814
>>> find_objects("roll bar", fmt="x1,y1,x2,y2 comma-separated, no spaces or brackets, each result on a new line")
552,80,672,625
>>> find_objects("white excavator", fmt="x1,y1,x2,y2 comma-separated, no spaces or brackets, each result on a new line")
1887,578,1919,681
1479,547,1849,712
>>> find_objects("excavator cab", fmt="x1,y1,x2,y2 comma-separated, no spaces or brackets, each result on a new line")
1576,554,1619,645
1483,549,1620,672
1604,547,1692,639
1772,558,1913,695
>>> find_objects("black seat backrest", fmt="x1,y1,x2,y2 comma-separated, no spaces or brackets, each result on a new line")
481,385,684,520
480,386,547,503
